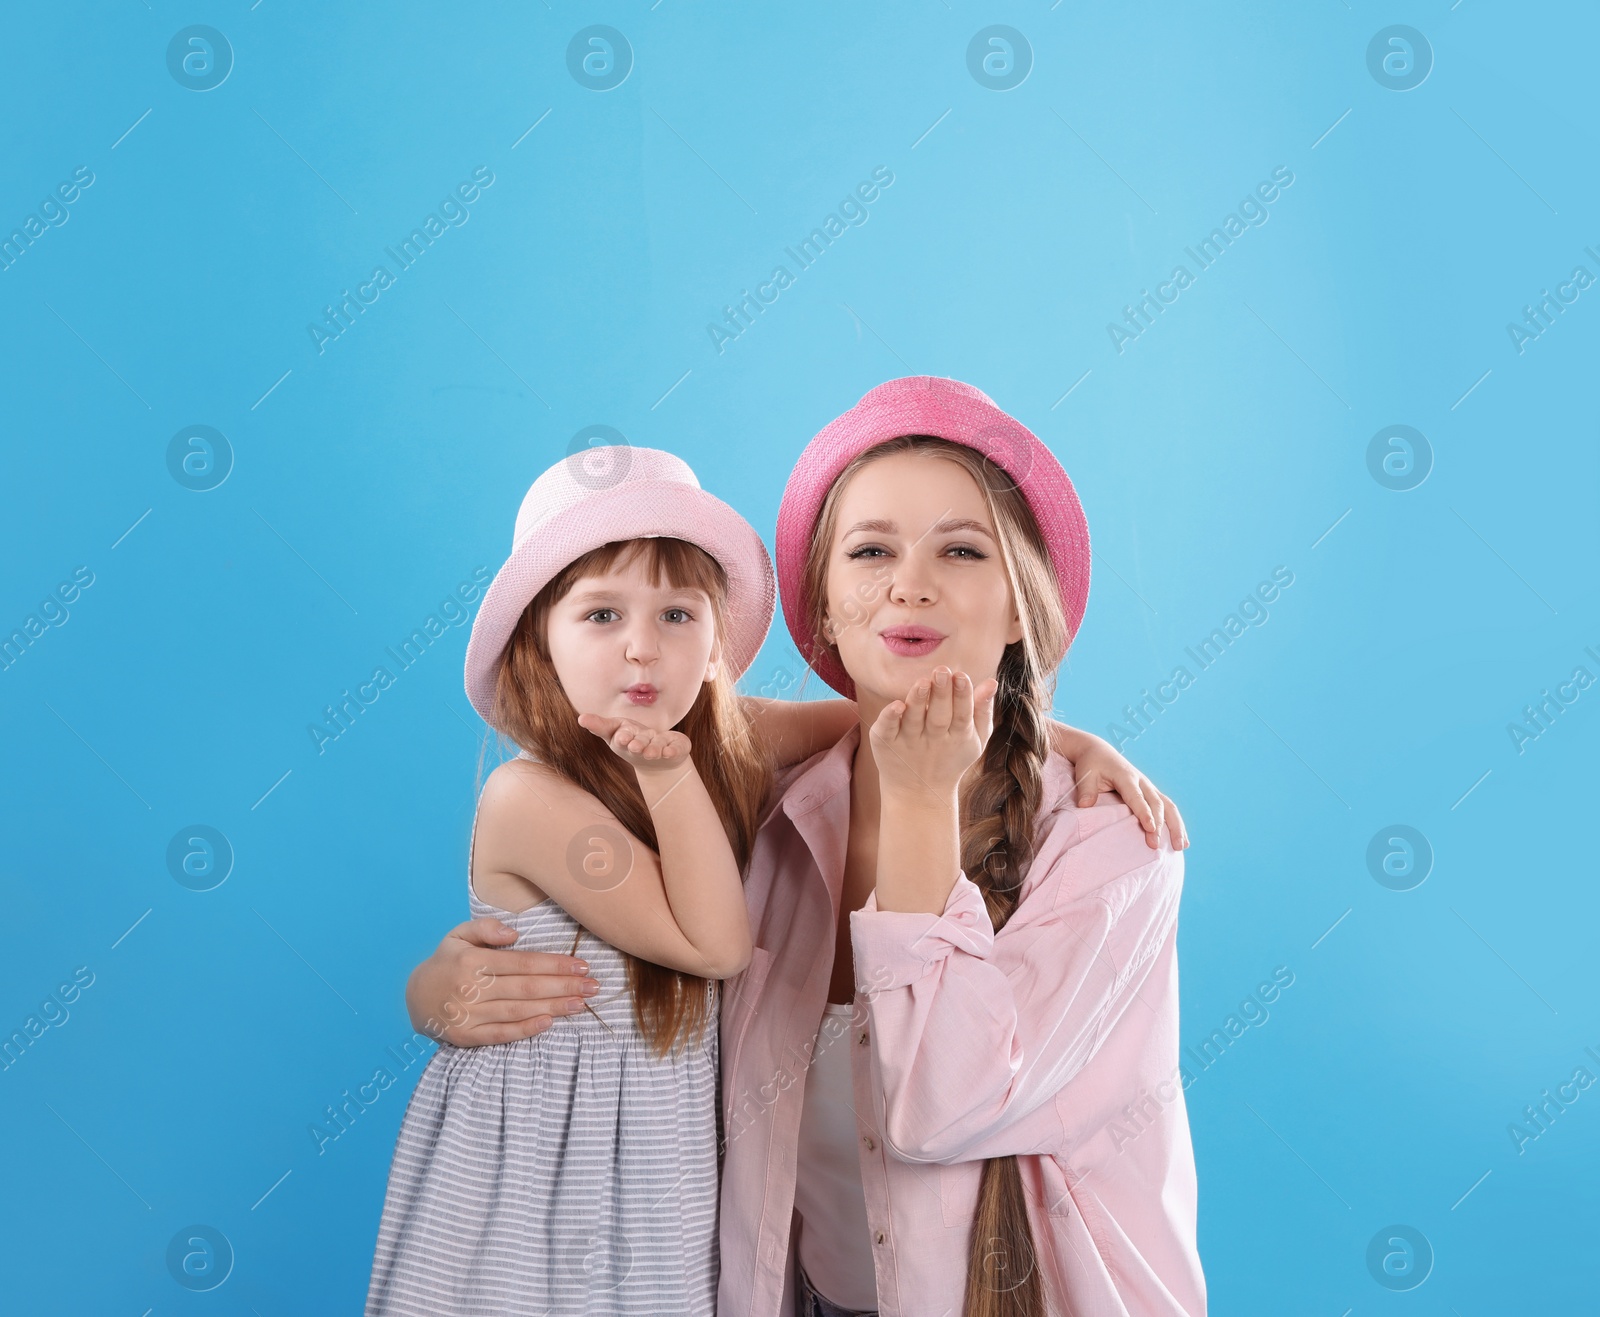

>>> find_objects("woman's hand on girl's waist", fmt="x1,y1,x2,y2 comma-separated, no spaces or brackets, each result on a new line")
406,916,600,1047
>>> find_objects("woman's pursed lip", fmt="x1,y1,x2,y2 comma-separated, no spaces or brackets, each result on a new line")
879,633,944,655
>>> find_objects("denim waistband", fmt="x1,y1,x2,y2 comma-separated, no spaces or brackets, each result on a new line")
796,1263,878,1317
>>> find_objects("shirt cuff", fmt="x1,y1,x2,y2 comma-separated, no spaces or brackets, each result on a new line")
849,874,995,995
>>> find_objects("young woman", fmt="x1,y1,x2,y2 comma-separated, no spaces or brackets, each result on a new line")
715,378,1203,1315
403,378,1200,1316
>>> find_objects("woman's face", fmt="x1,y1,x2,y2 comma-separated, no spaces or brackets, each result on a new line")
545,552,720,730
821,450,1023,706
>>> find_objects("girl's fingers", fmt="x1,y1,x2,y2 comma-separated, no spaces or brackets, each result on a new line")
1119,775,1159,846
578,713,618,740
1160,791,1190,849
1075,770,1100,807
1140,778,1166,845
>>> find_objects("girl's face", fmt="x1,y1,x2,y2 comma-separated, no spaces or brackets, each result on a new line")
821,451,1024,706
545,551,721,730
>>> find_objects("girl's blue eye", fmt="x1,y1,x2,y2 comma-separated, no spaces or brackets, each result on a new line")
587,609,618,624
662,608,692,623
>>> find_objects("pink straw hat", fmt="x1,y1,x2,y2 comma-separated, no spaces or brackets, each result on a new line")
465,446,775,726
774,375,1091,699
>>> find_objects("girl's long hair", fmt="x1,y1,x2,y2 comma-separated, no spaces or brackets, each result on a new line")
486,536,773,1058
801,436,1070,1317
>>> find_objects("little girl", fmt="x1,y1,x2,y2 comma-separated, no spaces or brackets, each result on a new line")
365,447,781,1316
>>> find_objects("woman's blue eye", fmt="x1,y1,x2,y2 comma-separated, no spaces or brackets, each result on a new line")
946,545,986,560
845,545,887,559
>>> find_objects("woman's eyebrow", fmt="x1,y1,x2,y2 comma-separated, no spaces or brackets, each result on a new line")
843,518,898,536
844,512,992,537
931,517,997,540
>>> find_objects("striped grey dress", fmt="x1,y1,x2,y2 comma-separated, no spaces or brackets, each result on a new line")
365,779,721,1316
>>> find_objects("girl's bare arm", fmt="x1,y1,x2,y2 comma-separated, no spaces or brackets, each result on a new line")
741,696,859,767
473,754,751,979
743,697,1188,848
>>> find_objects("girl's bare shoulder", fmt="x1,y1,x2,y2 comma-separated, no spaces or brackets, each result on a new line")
472,758,633,907
478,755,616,838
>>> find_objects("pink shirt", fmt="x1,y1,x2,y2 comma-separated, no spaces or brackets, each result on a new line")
717,725,1206,1316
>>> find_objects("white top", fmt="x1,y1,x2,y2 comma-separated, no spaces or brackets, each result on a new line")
792,1001,878,1310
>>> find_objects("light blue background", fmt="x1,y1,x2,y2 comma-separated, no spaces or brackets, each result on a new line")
2,3,1596,1312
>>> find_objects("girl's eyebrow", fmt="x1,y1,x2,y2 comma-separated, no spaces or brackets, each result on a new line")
566,586,708,605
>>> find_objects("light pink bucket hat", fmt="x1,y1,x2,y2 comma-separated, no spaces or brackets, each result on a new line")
465,446,775,725
774,375,1090,699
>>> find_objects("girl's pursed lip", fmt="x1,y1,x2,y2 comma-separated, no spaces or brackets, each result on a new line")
624,684,658,704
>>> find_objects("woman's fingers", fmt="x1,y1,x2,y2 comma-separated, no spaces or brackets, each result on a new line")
951,670,974,733
473,1019,554,1045
453,1012,557,1046
450,917,524,949
412,928,594,1046
926,666,954,731
467,993,585,1020
478,967,600,1002
973,677,999,743
900,679,930,738
871,700,906,746
447,941,594,997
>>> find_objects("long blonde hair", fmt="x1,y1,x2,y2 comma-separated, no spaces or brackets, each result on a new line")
487,536,773,1058
801,436,1069,1317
